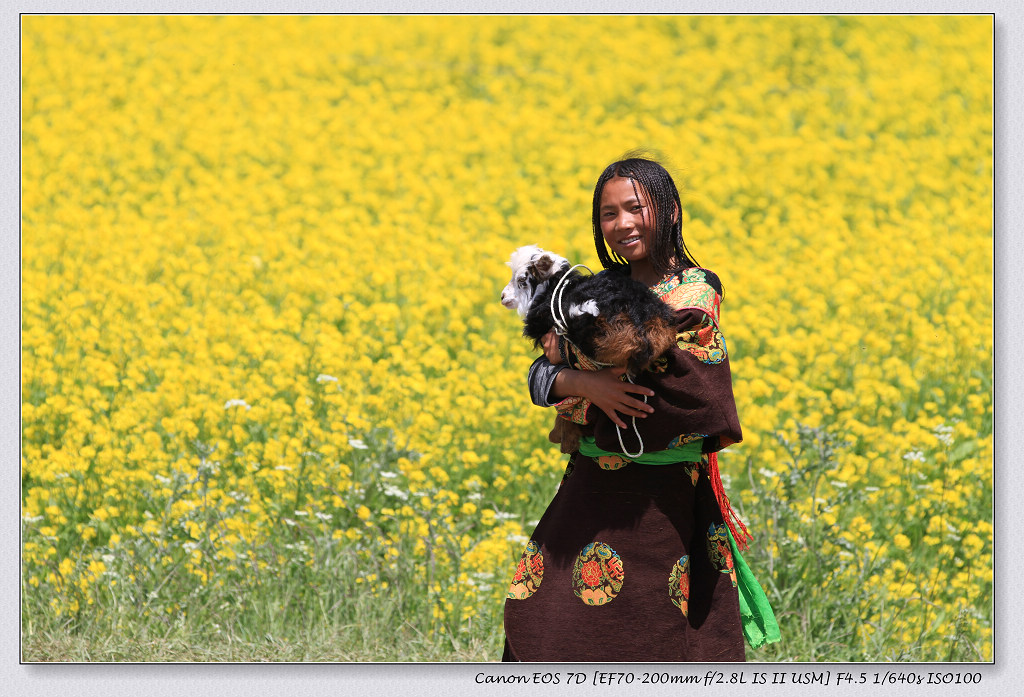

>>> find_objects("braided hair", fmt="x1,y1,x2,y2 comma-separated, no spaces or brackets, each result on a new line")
591,154,699,278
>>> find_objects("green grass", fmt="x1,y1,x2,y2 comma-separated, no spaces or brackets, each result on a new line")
23,423,989,663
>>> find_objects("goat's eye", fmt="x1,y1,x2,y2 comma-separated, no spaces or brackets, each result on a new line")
518,278,527,288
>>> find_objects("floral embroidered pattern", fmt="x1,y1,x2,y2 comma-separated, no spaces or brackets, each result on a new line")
707,523,738,587
652,267,706,296
654,269,721,321
676,320,727,364
667,433,706,449
572,542,624,606
507,540,545,600
682,462,700,486
555,395,592,425
668,555,690,616
597,454,631,470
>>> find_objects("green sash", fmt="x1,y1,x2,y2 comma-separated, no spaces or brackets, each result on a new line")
577,435,704,464
729,528,781,648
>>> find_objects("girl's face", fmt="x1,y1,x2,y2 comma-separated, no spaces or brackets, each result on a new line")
599,176,654,263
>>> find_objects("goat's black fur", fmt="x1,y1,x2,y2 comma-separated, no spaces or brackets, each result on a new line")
523,264,678,377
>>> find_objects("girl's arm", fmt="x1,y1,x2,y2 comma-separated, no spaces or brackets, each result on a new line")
550,367,655,430
531,330,655,430
527,355,567,407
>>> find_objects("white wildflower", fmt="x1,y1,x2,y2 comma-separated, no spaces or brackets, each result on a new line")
223,398,251,410
316,374,339,384
382,484,410,500
349,438,368,450
933,424,955,446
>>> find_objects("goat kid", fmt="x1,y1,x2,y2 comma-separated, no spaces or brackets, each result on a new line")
502,245,677,453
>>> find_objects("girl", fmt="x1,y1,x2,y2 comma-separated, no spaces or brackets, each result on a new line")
502,155,778,662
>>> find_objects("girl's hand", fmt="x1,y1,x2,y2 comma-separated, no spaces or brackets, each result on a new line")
541,329,562,365
553,366,656,430
582,367,656,429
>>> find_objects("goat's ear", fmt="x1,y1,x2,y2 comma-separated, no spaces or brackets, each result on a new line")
530,253,556,279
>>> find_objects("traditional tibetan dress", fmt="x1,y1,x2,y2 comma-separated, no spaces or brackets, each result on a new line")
502,267,778,662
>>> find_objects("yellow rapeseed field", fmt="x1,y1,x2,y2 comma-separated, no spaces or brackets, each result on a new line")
21,15,991,661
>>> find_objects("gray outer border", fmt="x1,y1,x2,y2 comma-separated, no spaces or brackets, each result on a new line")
7,3,1019,697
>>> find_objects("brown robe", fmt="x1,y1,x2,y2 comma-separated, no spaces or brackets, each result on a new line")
503,267,746,662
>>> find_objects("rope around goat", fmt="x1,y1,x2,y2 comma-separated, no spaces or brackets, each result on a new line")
548,265,647,458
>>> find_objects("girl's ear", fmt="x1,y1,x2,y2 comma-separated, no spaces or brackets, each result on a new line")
672,202,680,224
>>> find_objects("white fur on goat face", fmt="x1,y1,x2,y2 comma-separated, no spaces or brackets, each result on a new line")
500,245,569,317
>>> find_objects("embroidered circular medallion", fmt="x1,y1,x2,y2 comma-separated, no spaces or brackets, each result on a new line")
507,540,544,600
668,555,690,617
572,542,624,605
706,523,738,587
597,455,630,470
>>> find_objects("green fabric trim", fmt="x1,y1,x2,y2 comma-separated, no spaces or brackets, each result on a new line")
577,436,704,464
728,528,781,649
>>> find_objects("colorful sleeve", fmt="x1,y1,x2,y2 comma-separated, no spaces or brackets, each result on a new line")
553,340,596,425
590,268,743,455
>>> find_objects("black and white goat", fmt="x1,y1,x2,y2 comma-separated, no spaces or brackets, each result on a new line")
501,244,677,453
